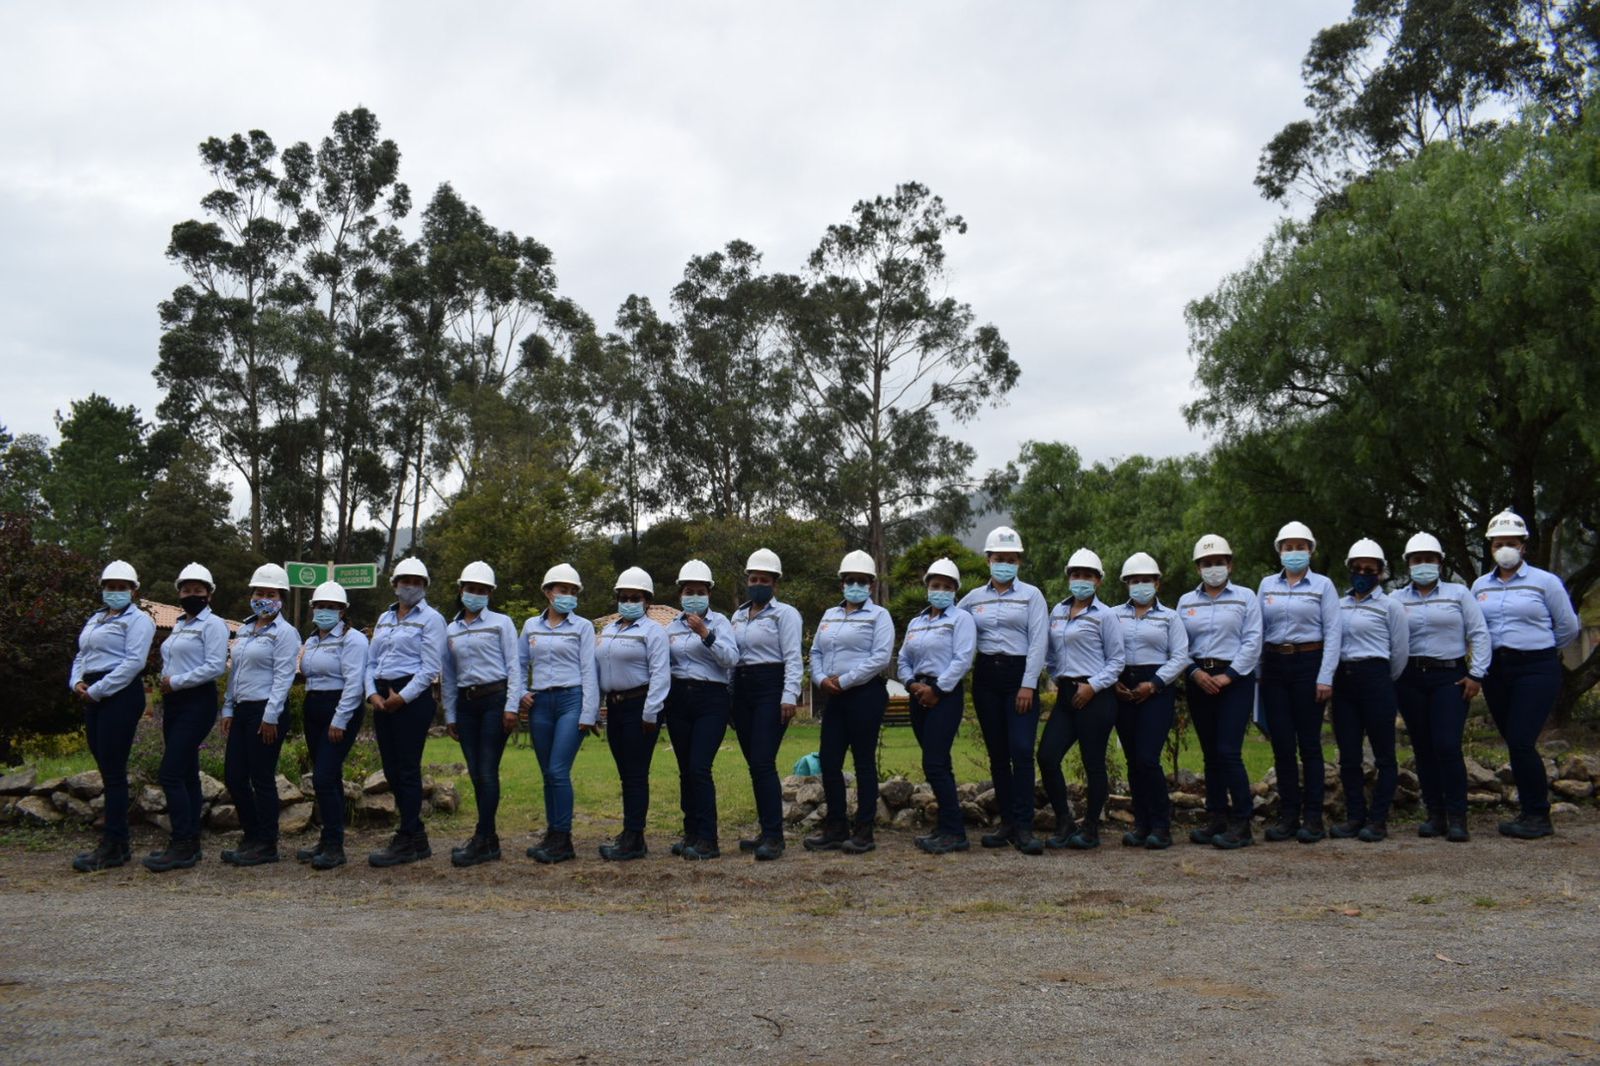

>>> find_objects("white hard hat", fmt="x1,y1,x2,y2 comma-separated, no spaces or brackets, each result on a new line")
542,563,583,590
924,557,961,584
1066,548,1104,575
745,547,783,577
310,580,349,606
457,560,496,588
838,550,876,577
247,563,291,591
1485,510,1528,539
615,566,654,596
1120,552,1160,580
1274,521,1316,551
676,559,714,587
1403,532,1444,558
984,526,1024,554
100,560,140,588
391,557,430,585
1345,538,1387,566
174,562,213,590
1192,534,1233,561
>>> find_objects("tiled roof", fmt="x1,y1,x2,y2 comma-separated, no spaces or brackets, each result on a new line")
141,599,243,634
591,603,682,630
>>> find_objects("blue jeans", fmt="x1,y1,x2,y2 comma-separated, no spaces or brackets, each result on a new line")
820,678,887,827
304,690,363,846
1484,648,1563,818
224,698,288,844
972,654,1040,830
665,680,729,843
1331,659,1398,822
1115,666,1176,832
1038,684,1117,824
1260,650,1325,821
373,678,435,837
456,689,512,837
159,681,216,841
910,681,965,838
1186,672,1256,819
530,686,584,832
605,696,660,832
1397,663,1469,817
731,664,789,839
84,674,145,845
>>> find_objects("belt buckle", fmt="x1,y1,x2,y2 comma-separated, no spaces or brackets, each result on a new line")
1275,643,1295,654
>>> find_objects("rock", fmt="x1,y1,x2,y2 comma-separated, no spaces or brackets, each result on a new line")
89,794,104,813
1107,793,1133,812
363,770,389,794
1505,786,1519,807
878,776,914,809
1551,778,1594,800
280,802,315,834
1496,763,1516,785
359,792,397,824
1570,754,1600,781
0,767,38,794
1462,758,1499,789
1467,790,1501,806
875,799,893,827
137,785,166,814
781,774,807,789
1251,780,1269,797
56,794,94,821
796,782,825,806
198,772,225,802
1551,802,1581,817
891,807,922,830
1169,791,1205,810
208,804,240,830
1396,768,1419,791
782,801,808,824
433,782,459,814
1543,757,1560,783
957,782,981,802
149,814,171,833
910,790,939,812
975,788,998,815
274,775,303,806
342,780,363,803
1395,787,1420,808
781,782,799,803
65,771,104,799
1106,808,1135,825
1262,768,1278,789
14,795,61,825
421,776,436,799
299,774,316,797
960,800,990,826
1323,765,1341,789
31,775,66,796
1540,739,1571,756
1558,755,1593,782
1032,808,1057,830
799,806,825,827
1170,768,1202,793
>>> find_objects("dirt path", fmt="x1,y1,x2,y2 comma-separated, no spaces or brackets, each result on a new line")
2,815,1598,1064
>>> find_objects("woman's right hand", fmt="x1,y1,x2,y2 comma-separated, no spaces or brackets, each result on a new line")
328,725,345,743
519,692,534,713
220,717,232,739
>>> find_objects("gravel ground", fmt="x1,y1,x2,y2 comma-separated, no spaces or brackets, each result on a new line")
2,814,1598,1065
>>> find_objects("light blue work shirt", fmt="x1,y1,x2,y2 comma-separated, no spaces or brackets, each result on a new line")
519,609,600,724
810,599,895,691
301,621,370,729
957,579,1050,686
1045,597,1126,693
222,614,301,724
666,611,740,683
1395,581,1491,678
441,607,523,723
1337,589,1409,680
1112,600,1190,689
1258,570,1343,685
595,616,671,723
1470,563,1581,652
364,598,447,705
731,597,804,704
1175,582,1263,679
69,605,156,700
897,605,977,695
159,606,228,691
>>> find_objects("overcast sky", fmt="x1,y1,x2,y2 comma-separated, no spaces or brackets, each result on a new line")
0,1,1344,497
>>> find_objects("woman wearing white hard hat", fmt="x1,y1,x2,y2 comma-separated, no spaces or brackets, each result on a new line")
729,547,803,861
1395,532,1490,842
1328,540,1409,843
804,551,896,856
518,562,599,864
957,526,1050,855
1471,509,1581,839
1036,548,1125,850
296,580,368,870
593,567,671,861
663,559,739,861
440,561,522,867
898,557,977,854
218,563,301,867
1177,535,1262,849
144,563,228,873
364,557,448,867
68,560,157,872
1257,521,1342,844
1111,552,1189,849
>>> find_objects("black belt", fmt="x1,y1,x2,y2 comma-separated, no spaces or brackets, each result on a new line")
1493,647,1557,661
376,675,414,692
977,653,1026,667
460,679,508,701
1057,675,1090,685
672,678,728,691
83,671,108,684
1411,656,1465,671
735,662,783,675
913,674,940,686
1339,657,1388,666
1267,642,1323,655
1192,658,1231,672
606,685,649,703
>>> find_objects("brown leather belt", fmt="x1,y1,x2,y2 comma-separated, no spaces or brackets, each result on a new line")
460,680,508,701
605,685,649,704
1267,641,1323,655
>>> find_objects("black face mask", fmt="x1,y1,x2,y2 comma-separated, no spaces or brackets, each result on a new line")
180,595,210,617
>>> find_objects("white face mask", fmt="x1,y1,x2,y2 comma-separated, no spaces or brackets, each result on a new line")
1200,565,1230,589
1493,545,1522,570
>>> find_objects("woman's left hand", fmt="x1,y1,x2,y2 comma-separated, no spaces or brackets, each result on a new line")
1072,683,1095,710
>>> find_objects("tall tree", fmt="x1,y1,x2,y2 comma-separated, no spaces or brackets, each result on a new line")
0,426,52,520
40,394,154,558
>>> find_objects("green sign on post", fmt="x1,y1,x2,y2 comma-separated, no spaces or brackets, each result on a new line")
286,562,328,588
333,563,380,589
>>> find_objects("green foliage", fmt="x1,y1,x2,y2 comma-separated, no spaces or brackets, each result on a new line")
885,534,989,631
40,394,158,559
0,426,52,519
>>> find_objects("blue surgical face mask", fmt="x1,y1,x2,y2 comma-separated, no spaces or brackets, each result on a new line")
395,584,425,607
461,592,489,614
1069,580,1096,601
1281,550,1311,573
927,588,956,610
680,594,709,616
1350,572,1380,595
842,583,870,605
618,601,645,621
313,608,341,630
1409,563,1440,587
747,584,775,604
101,590,132,611
1128,582,1157,605
990,561,1018,584
252,597,281,618
552,593,578,614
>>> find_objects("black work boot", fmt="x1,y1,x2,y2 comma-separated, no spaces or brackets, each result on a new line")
1357,819,1388,842
1329,818,1363,839
452,834,493,867
526,828,554,859
1045,813,1077,849
1264,814,1299,842
738,836,763,853
311,843,347,870
683,838,721,861
1067,821,1101,850
219,838,255,866
670,836,689,857
599,829,648,861
295,842,323,864
531,830,576,864
1297,811,1326,844
1121,823,1150,848
1190,813,1226,845
1498,813,1554,840
1213,817,1253,849
803,819,850,852
1013,828,1045,855
1417,808,1445,838
1145,827,1173,850
1445,812,1470,843
144,837,201,873
753,835,785,861
980,822,1015,848
840,823,876,854
232,839,280,866
369,830,426,867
